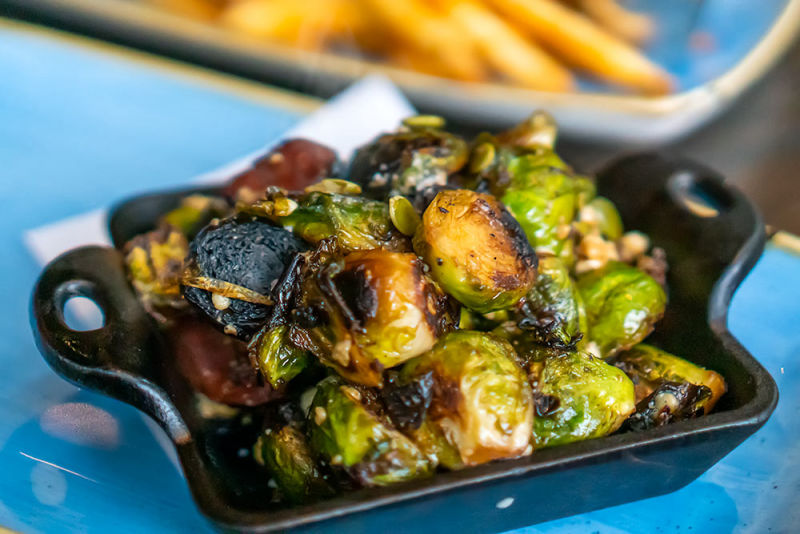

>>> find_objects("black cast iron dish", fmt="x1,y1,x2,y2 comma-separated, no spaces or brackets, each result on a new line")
31,153,778,533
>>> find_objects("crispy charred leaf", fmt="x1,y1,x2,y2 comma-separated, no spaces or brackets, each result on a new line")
162,194,231,239
492,321,567,367
182,217,308,338
624,381,713,431
124,225,189,315
518,256,587,348
248,324,311,389
307,376,432,486
223,139,340,201
400,331,533,465
381,370,435,432
304,249,457,387
253,425,335,503
413,189,537,313
577,262,667,357
168,317,278,406
242,189,408,252
347,125,468,206
529,350,635,448
612,343,726,412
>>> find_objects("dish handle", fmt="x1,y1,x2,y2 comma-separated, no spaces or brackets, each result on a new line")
30,246,190,443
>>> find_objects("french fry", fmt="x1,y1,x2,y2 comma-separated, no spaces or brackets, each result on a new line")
485,0,672,94
147,0,226,21
578,0,654,45
358,0,487,82
436,0,573,91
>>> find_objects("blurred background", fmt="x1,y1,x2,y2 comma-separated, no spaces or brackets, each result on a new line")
2,0,799,232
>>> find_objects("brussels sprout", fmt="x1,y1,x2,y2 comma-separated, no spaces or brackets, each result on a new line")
501,164,586,266
495,111,559,150
577,262,667,357
306,249,457,387
248,324,311,388
242,189,407,253
518,256,587,348
529,350,636,448
612,343,726,422
182,218,308,338
625,381,714,432
400,331,533,465
407,418,464,470
348,125,468,206
253,425,334,503
253,425,331,501
307,376,431,486
162,194,230,238
414,189,537,313
124,225,189,313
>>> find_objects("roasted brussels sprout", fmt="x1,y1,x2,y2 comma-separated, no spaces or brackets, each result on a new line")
529,350,635,448
500,162,594,266
124,226,189,313
348,120,468,206
305,249,456,387
400,331,533,465
575,196,624,241
612,343,726,429
518,256,587,348
182,218,308,337
248,324,311,389
307,376,432,486
253,425,334,503
577,262,667,357
162,194,230,238
223,139,340,201
242,188,407,252
414,189,537,313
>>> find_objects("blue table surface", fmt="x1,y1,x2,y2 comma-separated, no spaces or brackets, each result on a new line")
1,20,798,534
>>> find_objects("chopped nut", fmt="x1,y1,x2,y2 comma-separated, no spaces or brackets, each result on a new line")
617,231,650,263
211,293,231,311
341,386,363,402
314,406,327,425
331,339,352,366
223,324,238,336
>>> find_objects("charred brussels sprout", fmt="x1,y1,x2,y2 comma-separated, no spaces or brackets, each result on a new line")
529,350,635,448
612,344,726,430
308,249,456,387
182,218,308,337
248,324,311,389
577,262,667,357
253,425,333,502
348,122,468,206
518,256,587,348
401,331,533,465
242,189,406,252
124,226,189,313
414,189,537,313
307,376,431,486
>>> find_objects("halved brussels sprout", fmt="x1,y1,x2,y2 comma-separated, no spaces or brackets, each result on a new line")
400,331,533,465
248,324,311,389
242,189,407,253
575,196,624,241
518,256,587,348
612,343,726,429
307,376,432,486
348,124,468,206
577,262,667,357
124,226,189,313
307,249,456,387
253,425,333,503
414,189,537,313
529,350,635,448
